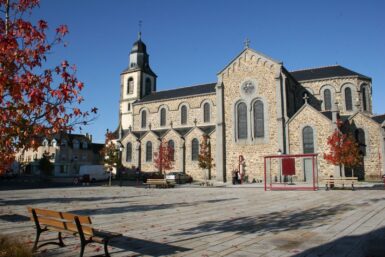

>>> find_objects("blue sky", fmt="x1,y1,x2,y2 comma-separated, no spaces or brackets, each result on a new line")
32,0,385,143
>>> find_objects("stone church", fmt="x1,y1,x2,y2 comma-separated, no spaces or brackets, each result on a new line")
114,34,385,183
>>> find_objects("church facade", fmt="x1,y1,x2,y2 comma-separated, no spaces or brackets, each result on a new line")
114,35,385,182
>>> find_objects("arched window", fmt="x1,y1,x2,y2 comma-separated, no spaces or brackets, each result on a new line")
160,108,166,127
141,110,147,129
362,86,368,111
42,139,48,147
127,77,134,94
145,78,151,95
324,89,332,111
168,140,175,161
181,105,187,125
191,138,199,161
146,141,152,162
82,141,88,149
355,128,366,156
253,100,264,138
345,87,353,111
203,102,210,123
51,139,57,147
302,126,314,153
126,142,132,162
237,102,247,139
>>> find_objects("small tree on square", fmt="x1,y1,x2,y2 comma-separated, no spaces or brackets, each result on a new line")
100,132,119,186
198,135,213,180
323,120,362,177
153,140,174,175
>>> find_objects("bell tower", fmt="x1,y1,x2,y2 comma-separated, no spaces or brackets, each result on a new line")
119,32,157,131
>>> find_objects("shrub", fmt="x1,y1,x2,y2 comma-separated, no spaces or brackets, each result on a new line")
0,235,35,257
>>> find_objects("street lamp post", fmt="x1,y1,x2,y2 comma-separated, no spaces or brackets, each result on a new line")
117,143,124,187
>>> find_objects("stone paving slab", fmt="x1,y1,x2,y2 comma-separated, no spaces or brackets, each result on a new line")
1,185,385,256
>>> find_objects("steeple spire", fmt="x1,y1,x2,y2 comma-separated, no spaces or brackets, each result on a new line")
138,20,142,40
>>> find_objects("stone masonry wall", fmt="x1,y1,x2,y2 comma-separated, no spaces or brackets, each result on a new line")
220,49,281,183
288,105,335,180
300,77,372,115
349,113,383,180
132,93,217,131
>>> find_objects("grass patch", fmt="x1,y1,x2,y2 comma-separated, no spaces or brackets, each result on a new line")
0,234,36,257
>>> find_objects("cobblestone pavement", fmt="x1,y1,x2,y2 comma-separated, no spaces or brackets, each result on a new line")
1,185,385,256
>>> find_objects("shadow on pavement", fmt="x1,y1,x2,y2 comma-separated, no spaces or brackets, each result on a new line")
0,214,30,222
110,235,191,256
174,204,354,236
0,196,137,206
292,226,385,257
70,198,239,216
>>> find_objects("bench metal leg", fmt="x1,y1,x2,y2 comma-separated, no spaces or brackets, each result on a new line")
352,183,355,191
58,232,65,247
104,240,110,257
32,229,41,251
79,243,85,257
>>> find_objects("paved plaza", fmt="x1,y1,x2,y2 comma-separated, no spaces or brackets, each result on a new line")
1,184,385,256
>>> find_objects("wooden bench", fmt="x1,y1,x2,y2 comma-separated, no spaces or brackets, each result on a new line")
144,179,175,188
324,177,358,191
28,207,121,257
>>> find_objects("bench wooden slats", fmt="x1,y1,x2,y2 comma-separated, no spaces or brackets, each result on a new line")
61,212,92,224
28,207,121,257
323,177,358,191
144,179,175,188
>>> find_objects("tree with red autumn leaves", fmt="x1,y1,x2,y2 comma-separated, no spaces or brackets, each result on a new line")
0,0,96,172
153,140,174,174
324,120,362,177
198,135,213,180
100,132,121,186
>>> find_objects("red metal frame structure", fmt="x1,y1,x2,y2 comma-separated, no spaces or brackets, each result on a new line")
264,153,319,191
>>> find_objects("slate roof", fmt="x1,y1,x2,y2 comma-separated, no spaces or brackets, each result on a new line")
372,114,385,124
290,65,371,82
152,129,169,138
174,127,193,137
320,111,333,121
135,83,216,104
132,131,147,139
340,115,351,122
199,125,216,135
